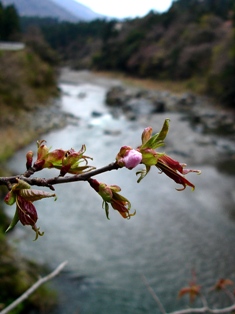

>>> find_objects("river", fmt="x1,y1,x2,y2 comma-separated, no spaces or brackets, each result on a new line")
5,70,235,313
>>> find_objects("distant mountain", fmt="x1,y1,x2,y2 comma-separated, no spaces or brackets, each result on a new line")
51,0,105,21
1,0,105,22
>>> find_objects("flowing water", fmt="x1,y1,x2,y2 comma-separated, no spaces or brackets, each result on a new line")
5,72,235,313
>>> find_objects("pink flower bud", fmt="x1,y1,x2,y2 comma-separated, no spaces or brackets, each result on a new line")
122,149,142,169
116,146,142,169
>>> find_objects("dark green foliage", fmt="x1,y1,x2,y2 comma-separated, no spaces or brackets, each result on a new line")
21,17,109,68
171,0,233,20
206,26,235,106
41,18,107,51
0,2,20,40
23,25,59,66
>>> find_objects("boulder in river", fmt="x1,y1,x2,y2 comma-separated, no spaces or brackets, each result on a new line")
105,86,198,115
105,85,235,138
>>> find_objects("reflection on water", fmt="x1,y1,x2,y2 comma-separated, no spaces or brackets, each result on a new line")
5,81,235,313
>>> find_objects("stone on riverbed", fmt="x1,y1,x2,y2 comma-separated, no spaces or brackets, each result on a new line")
105,86,198,115
105,85,235,137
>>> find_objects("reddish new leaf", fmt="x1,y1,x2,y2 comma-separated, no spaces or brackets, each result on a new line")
16,195,38,226
178,284,201,303
212,278,234,291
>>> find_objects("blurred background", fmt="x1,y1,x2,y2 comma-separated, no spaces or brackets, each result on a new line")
0,0,235,313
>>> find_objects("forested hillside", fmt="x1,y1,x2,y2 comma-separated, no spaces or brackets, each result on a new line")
21,0,235,106
93,0,235,106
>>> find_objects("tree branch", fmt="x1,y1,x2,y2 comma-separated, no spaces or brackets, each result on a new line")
0,162,121,190
0,261,68,314
168,304,235,314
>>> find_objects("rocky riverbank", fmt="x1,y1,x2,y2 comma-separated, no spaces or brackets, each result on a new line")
106,85,235,135
0,97,79,163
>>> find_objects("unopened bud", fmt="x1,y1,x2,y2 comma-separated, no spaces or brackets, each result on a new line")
122,149,142,169
26,151,34,170
116,146,142,169
141,127,152,145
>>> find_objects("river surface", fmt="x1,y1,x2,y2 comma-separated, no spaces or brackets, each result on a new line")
5,71,235,313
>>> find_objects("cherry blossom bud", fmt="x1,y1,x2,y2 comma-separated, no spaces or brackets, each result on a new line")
116,146,142,169
122,149,142,169
26,151,34,170
141,127,152,145
88,178,135,219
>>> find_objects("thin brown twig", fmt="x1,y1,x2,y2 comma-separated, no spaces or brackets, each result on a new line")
0,261,68,314
141,274,167,314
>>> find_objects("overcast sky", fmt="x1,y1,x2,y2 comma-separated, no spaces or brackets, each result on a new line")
75,0,174,19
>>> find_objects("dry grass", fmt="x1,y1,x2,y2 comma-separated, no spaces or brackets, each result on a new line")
0,49,58,162
93,70,202,95
0,125,37,162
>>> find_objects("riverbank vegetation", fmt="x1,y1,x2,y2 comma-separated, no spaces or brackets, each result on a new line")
0,47,59,161
21,0,235,107
0,4,59,161
0,2,60,313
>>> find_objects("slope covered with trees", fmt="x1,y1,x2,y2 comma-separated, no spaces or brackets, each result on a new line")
91,0,235,106
22,0,235,106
